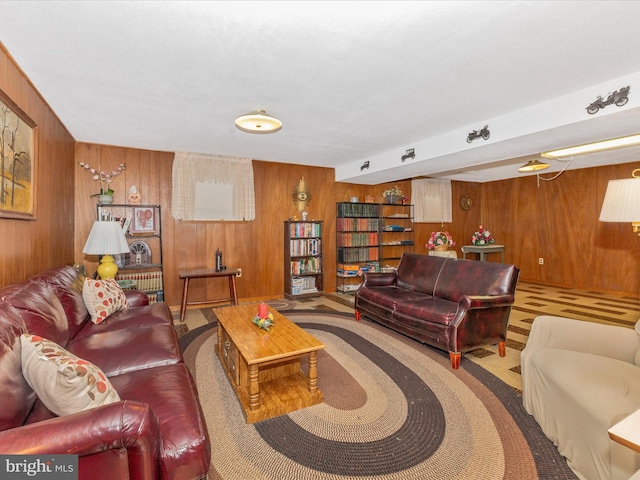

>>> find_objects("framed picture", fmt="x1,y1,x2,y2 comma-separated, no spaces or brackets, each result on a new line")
130,206,157,234
0,88,37,220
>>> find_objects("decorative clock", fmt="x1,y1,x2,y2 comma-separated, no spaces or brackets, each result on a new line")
292,177,312,212
460,194,473,211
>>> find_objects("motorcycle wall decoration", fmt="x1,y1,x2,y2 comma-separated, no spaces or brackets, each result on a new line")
586,86,630,115
467,125,490,143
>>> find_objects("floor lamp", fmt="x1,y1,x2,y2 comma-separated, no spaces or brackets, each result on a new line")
83,221,130,279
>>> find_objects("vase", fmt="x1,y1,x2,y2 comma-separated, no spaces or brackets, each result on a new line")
98,194,114,205
434,245,449,252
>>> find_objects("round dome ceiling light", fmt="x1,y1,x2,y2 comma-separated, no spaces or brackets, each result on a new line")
234,109,282,134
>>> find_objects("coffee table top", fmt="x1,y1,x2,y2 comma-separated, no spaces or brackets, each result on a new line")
214,304,324,365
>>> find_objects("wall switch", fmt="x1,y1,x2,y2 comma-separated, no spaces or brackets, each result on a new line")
538,258,544,265
236,268,242,277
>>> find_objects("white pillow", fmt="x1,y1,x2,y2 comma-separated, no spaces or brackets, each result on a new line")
82,278,128,324
21,333,120,416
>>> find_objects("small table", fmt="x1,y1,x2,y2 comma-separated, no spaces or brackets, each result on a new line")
461,245,505,262
178,268,239,323
215,304,325,423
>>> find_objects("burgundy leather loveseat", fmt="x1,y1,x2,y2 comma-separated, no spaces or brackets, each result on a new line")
0,265,210,480
355,253,520,369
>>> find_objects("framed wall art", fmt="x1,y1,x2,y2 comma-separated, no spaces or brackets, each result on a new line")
0,88,37,220
130,206,157,234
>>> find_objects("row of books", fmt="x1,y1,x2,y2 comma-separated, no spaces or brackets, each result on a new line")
116,271,164,293
337,247,380,263
290,257,322,275
336,203,379,218
336,217,380,232
289,222,321,238
290,238,321,256
336,232,379,247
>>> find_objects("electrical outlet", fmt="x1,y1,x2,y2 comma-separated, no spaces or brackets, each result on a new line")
236,268,242,278
538,258,544,265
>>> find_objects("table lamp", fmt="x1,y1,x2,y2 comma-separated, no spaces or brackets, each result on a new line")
83,221,130,279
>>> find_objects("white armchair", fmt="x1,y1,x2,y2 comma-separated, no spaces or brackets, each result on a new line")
521,315,640,480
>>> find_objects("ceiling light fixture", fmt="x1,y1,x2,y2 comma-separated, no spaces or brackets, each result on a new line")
541,133,640,159
234,109,282,134
518,159,550,173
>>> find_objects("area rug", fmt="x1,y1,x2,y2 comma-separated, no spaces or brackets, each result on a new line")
181,310,577,480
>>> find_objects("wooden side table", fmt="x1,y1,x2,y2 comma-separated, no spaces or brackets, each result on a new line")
178,268,240,322
461,245,505,262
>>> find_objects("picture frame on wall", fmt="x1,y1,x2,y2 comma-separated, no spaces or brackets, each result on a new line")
130,206,157,234
0,88,38,220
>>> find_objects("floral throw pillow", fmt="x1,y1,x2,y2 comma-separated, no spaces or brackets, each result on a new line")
20,333,120,416
82,278,128,324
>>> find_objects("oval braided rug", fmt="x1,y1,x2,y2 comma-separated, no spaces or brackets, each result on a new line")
181,310,577,480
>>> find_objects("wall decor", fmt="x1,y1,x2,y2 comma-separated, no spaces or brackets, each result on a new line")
467,125,490,143
130,206,156,234
0,88,37,220
292,177,312,212
460,194,473,211
401,148,415,162
586,86,630,114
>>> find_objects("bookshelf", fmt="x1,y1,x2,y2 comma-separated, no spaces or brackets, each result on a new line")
96,204,164,304
336,202,414,293
284,220,323,299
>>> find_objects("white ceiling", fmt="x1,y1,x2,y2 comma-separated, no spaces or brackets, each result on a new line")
2,1,640,184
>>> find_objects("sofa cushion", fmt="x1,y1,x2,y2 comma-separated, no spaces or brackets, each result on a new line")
30,266,90,339
434,259,518,303
2,281,70,347
21,334,120,416
82,278,128,324
67,324,183,377
72,302,173,339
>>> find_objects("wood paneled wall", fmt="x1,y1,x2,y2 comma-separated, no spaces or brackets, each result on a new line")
481,162,640,295
0,44,76,286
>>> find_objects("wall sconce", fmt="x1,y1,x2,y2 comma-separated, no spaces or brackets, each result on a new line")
599,169,640,235
235,109,282,134
401,148,415,162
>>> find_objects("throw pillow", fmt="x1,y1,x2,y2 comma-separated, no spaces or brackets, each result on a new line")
82,278,128,324
20,333,120,416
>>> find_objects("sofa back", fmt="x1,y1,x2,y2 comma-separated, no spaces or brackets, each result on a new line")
0,301,37,431
434,257,519,302
396,253,447,295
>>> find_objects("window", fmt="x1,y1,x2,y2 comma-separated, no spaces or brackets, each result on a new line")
171,152,255,221
412,178,452,223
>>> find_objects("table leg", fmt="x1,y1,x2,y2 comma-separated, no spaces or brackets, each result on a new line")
480,252,486,261
248,364,260,411
228,274,238,305
180,277,190,323
307,351,318,394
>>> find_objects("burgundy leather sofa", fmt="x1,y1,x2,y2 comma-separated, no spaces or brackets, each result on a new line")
0,265,210,480
355,253,520,369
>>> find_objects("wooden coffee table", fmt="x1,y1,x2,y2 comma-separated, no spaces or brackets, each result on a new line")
214,304,325,423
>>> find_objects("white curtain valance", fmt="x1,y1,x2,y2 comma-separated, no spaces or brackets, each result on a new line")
171,152,255,221
412,178,452,223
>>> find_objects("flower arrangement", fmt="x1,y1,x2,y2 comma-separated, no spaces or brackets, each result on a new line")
426,231,455,250
471,225,495,246
382,186,402,198
253,312,275,331
78,161,126,196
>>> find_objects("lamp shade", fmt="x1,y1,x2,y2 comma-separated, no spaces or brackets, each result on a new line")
83,221,130,255
599,176,640,222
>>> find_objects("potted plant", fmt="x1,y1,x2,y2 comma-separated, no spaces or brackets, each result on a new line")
427,231,455,251
382,186,403,204
78,161,126,204
471,225,495,246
